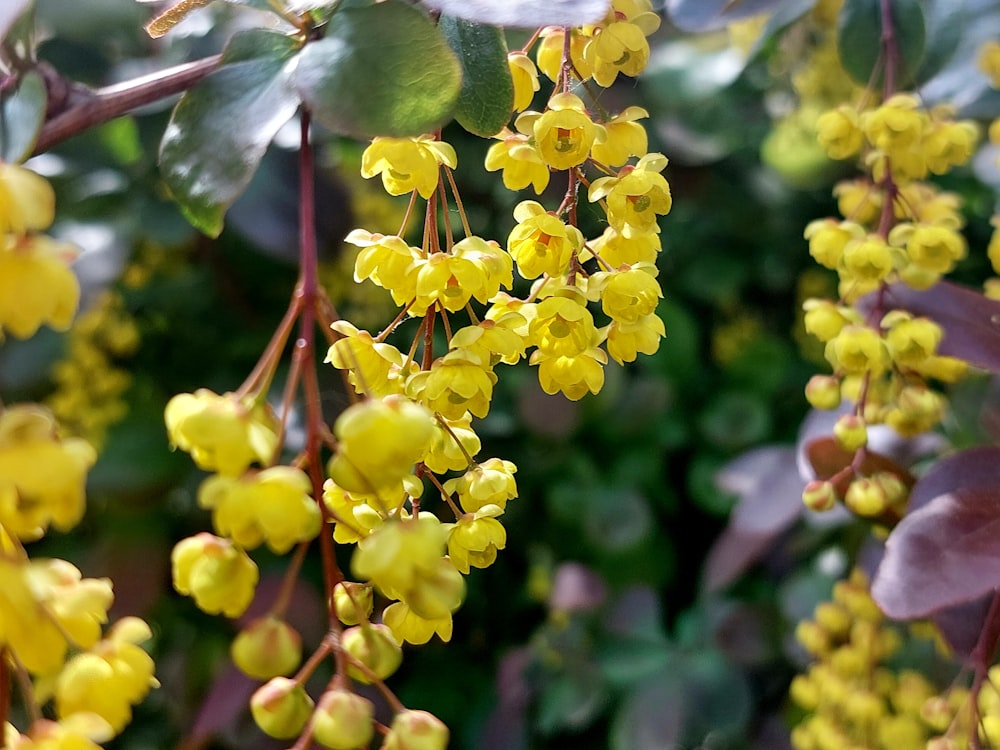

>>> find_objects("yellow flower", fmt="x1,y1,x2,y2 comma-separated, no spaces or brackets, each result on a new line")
0,405,96,541
422,414,481,474
328,395,435,493
590,106,649,167
54,617,157,736
0,163,55,234
833,179,882,225
583,13,659,87
978,40,1000,87
484,131,550,194
164,390,279,477
517,93,603,171
816,106,864,160
325,321,415,398
443,457,518,514
447,510,506,574
923,120,979,174
383,601,453,645
589,226,660,266
405,350,497,420
607,313,665,363
804,219,864,270
531,348,608,400
536,27,592,81
452,235,514,303
171,532,258,617
347,229,422,307
591,263,661,324
889,222,967,275
0,234,80,340
449,318,527,367
840,235,894,283
529,291,600,358
198,466,321,554
508,53,540,112
824,325,890,376
507,200,584,279
26,558,113,652
352,516,446,598
410,252,482,315
360,136,457,199
588,153,671,237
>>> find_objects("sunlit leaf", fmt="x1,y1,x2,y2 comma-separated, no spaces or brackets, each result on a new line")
295,1,461,138
441,16,513,137
159,29,302,237
421,0,609,27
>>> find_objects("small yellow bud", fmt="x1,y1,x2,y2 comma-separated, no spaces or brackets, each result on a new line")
341,624,402,684
250,677,313,739
382,710,449,750
802,480,838,512
231,617,302,680
311,689,375,750
833,414,868,451
805,375,842,410
332,582,374,626
844,478,887,517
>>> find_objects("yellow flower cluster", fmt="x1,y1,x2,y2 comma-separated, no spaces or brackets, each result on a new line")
0,167,156,750
790,569,1000,750
47,290,140,449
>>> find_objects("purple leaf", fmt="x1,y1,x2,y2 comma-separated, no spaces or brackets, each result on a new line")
931,594,994,660
882,281,1000,373
908,446,1000,513
179,664,257,750
421,0,610,27
703,446,804,591
872,488,1000,619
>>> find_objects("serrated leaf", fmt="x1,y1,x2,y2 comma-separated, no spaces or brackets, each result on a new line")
0,71,47,163
838,0,926,87
440,16,513,137
421,0,609,27
159,29,302,237
665,0,797,32
295,1,461,138
872,487,1000,619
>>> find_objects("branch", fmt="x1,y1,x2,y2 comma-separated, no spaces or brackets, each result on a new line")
31,54,220,155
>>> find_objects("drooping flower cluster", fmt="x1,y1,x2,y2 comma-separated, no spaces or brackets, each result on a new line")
162,3,671,748
0,164,157,750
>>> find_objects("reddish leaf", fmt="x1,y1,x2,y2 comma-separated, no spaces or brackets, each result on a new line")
931,594,994,660
882,281,1000,373
805,436,915,496
703,446,804,591
872,488,1000,619
908,446,1000,513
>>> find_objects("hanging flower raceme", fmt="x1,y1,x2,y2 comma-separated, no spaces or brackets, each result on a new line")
507,200,584,280
516,92,605,171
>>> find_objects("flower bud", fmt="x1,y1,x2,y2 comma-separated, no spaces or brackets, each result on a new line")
332,582,373,626
250,677,313,739
802,480,837,512
231,617,302,680
804,375,841,410
844,478,888,517
382,710,449,750
312,689,374,750
833,414,867,452
341,624,402,684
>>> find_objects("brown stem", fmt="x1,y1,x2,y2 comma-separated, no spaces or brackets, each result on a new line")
968,591,1000,750
879,0,899,101
33,55,221,154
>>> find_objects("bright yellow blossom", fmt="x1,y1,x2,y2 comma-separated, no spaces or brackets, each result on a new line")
508,53,540,112
326,321,415,398
979,40,1000,87
347,229,422,307
804,219,864,270
0,162,55,234
198,466,321,554
607,313,665,363
507,200,584,279
588,153,672,237
583,12,659,87
405,350,497,420
171,532,259,617
591,263,661,324
450,317,527,367
360,135,457,199
484,131,550,194
383,601,453,645
536,27,592,81
590,106,649,167
443,457,518,514
422,414,481,474
0,234,80,340
589,226,660,266
352,515,446,599
517,93,603,171
0,405,96,540
531,347,608,400
328,395,435,493
447,509,507,574
164,389,279,477
816,106,864,160
824,325,890,376
529,291,599,357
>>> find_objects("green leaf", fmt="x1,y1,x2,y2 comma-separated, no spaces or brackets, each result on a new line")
0,70,47,163
838,0,926,87
295,1,461,138
440,16,513,137
159,29,302,237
